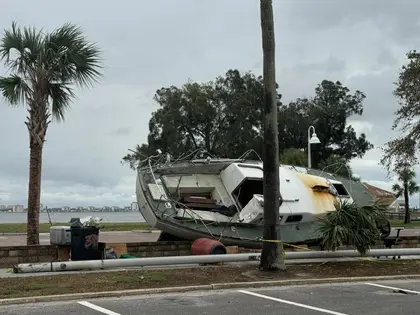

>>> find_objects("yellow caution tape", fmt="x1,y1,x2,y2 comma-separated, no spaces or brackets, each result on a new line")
262,239,312,251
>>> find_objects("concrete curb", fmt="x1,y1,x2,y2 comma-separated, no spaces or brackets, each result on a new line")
0,231,159,236
1,274,420,306
0,233,26,236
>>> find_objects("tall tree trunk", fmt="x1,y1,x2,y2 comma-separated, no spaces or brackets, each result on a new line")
259,0,285,271
26,141,43,245
403,182,410,224
25,98,49,245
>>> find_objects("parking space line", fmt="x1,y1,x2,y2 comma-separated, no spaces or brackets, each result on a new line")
238,290,348,315
77,301,121,315
365,283,420,295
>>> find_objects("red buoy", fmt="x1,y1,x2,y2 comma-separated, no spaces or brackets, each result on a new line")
191,238,227,255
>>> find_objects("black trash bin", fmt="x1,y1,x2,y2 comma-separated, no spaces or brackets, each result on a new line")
70,225,101,261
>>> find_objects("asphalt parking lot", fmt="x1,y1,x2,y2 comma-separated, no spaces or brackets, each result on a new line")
2,279,420,315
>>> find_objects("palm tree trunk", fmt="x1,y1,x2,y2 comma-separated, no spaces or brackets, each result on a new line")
25,100,49,245
259,0,285,271
26,141,43,245
403,183,410,224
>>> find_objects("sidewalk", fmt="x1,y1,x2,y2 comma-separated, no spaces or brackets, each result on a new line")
0,230,161,246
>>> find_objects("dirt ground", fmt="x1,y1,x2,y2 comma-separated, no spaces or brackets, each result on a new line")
1,260,419,299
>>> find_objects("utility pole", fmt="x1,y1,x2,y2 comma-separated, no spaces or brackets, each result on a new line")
259,0,286,271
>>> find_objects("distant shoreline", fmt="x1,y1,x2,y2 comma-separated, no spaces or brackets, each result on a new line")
0,211,146,224
0,211,139,214
0,222,151,233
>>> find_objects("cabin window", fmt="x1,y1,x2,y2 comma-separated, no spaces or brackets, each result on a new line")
232,178,264,209
285,215,302,223
332,183,349,196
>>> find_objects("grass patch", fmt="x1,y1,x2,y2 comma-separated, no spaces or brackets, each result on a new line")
390,220,420,228
0,260,419,299
1,220,418,234
0,222,152,234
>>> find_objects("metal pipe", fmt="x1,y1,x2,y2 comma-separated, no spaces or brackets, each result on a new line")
13,253,262,273
13,248,420,273
285,248,420,259
307,125,315,169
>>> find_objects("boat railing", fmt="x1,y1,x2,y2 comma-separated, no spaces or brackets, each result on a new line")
141,156,221,238
136,148,264,171
318,162,355,194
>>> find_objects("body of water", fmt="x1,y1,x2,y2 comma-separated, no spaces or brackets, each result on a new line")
0,212,145,224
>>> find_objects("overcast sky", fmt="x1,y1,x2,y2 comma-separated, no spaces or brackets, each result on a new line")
0,0,419,208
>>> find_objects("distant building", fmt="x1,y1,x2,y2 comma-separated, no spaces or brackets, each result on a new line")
388,199,406,213
12,205,24,213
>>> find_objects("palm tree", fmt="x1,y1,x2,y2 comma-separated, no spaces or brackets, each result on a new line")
0,22,102,245
316,200,388,255
259,0,285,271
392,168,419,224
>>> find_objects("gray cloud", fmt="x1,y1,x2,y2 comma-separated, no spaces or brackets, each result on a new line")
285,0,420,43
377,50,398,68
110,127,133,136
0,0,419,207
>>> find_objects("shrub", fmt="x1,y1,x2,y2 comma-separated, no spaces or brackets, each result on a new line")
316,200,388,255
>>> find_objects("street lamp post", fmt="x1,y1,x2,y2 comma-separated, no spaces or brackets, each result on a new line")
307,125,321,169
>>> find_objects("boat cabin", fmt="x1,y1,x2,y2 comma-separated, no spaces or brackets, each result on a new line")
148,162,348,226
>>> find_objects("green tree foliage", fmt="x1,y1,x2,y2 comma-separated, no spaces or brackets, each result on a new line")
317,154,354,178
392,168,420,224
122,71,373,173
316,201,388,255
279,149,357,179
0,22,102,244
381,51,420,174
279,148,306,167
122,69,272,167
278,80,373,167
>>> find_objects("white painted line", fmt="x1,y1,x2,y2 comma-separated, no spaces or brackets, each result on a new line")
365,283,420,294
238,290,348,315
78,301,121,315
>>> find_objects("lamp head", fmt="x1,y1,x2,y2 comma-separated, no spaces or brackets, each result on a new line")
309,133,321,144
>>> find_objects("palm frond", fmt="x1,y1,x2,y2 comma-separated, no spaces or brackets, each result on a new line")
0,74,30,105
0,21,44,75
0,22,21,60
397,168,416,182
408,180,420,195
316,200,388,255
48,82,76,121
45,23,102,88
20,23,44,69
0,21,24,70
392,183,402,192
392,183,403,198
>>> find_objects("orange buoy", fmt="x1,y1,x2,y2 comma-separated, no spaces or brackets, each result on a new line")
191,238,227,255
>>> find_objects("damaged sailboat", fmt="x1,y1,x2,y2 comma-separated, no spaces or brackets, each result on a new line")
135,149,379,249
